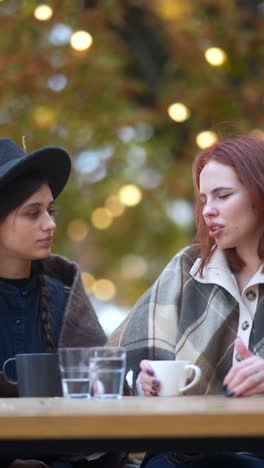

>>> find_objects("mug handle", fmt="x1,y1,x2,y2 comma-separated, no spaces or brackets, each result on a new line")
179,364,201,393
2,358,17,384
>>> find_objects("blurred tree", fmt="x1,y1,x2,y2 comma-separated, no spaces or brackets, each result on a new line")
0,0,263,306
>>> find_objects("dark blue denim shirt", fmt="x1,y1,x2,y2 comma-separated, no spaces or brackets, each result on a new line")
0,273,66,370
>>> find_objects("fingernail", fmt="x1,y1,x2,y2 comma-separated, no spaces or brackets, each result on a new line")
222,384,227,391
147,369,154,376
152,379,159,390
224,388,235,397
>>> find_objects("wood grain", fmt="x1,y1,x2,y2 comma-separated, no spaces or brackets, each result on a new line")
0,395,263,440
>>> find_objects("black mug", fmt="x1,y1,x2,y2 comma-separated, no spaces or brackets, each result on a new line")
3,353,63,397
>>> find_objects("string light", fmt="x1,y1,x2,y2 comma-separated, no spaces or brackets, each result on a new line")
118,185,142,207
168,102,190,122
204,47,227,66
70,31,93,51
34,5,53,21
196,131,218,149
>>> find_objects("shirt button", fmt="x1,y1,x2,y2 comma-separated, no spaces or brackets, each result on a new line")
246,290,256,301
16,319,21,325
241,321,250,331
21,289,29,296
235,352,242,362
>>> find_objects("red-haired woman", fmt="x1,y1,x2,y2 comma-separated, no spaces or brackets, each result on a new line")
110,136,264,468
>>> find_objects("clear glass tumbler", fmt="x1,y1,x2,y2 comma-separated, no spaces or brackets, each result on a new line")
58,347,91,399
89,347,126,399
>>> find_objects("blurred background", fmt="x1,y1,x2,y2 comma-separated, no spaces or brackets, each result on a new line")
1,0,263,333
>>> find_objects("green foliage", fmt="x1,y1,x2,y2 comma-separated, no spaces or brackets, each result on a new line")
0,0,263,305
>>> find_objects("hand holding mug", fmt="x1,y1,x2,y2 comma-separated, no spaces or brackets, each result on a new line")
139,359,201,397
139,360,159,396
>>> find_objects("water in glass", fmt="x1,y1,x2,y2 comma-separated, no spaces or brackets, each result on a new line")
91,357,125,399
61,367,90,399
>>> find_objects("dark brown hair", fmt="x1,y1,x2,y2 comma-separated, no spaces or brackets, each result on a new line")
192,136,264,273
0,173,55,352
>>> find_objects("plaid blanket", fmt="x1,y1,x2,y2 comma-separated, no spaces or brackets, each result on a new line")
109,245,264,395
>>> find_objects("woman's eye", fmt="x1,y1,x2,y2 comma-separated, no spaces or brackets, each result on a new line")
27,211,39,218
219,194,230,199
49,208,57,217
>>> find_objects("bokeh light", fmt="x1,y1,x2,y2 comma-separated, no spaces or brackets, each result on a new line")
91,208,113,230
33,106,56,128
168,102,190,122
49,24,73,46
47,74,68,92
34,5,53,21
67,219,89,241
196,130,218,149
93,279,116,301
105,195,125,218
204,47,227,66
118,185,142,207
70,31,93,51
81,272,95,294
166,199,194,225
250,128,264,139
121,255,148,279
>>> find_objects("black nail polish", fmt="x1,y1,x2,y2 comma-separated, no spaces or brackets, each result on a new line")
222,384,227,391
147,369,154,377
224,388,235,397
152,379,159,390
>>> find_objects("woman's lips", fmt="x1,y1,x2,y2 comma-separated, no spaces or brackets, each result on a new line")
38,236,53,247
208,225,224,238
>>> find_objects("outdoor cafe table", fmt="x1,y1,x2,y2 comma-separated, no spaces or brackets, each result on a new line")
0,395,263,458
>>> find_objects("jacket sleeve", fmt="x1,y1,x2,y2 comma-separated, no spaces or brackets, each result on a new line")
108,252,183,389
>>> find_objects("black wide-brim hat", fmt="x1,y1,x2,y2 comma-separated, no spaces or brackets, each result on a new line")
0,138,71,198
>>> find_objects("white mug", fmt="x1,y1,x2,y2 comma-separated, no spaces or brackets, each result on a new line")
149,360,201,396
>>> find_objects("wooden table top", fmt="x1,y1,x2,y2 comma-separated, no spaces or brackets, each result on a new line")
0,395,263,440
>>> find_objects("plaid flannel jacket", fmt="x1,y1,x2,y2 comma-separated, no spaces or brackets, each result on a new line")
109,244,264,395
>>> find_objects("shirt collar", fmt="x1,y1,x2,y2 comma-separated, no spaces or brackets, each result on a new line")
190,247,264,301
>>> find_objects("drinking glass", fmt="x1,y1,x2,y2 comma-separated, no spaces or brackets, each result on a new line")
58,347,91,399
89,347,126,399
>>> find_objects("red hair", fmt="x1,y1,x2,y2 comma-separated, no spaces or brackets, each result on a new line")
192,136,264,273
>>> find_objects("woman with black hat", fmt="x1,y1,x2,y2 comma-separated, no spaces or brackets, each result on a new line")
0,139,117,468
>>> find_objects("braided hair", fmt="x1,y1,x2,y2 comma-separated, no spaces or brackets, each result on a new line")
0,173,56,352
38,265,56,352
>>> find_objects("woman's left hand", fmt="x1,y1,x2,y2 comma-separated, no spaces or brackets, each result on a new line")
223,337,264,397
